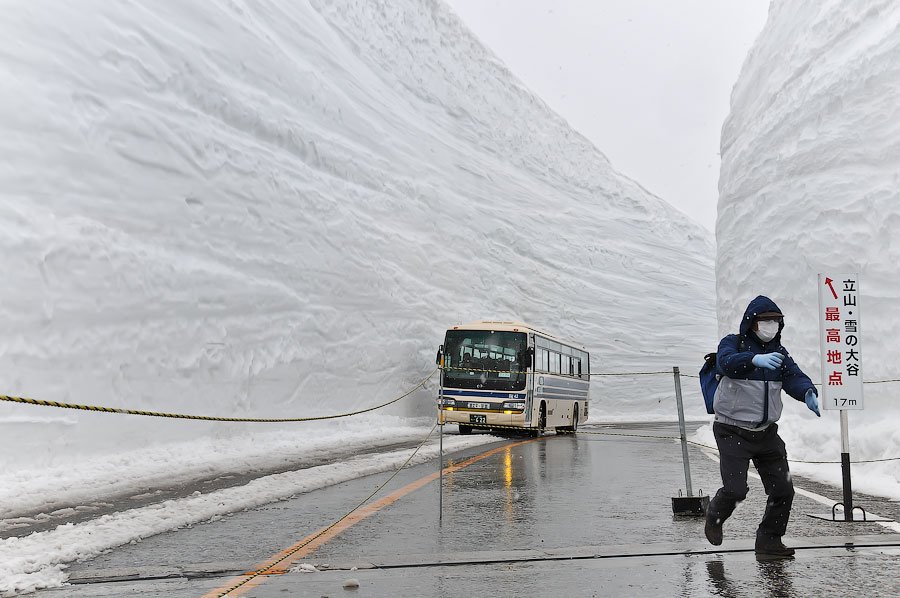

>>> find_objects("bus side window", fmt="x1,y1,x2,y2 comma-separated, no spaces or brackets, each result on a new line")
576,358,582,378
538,348,548,372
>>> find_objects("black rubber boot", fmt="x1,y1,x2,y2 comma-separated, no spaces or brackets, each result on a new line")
705,516,723,546
755,537,795,557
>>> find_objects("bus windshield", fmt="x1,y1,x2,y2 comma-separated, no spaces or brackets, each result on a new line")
442,330,527,391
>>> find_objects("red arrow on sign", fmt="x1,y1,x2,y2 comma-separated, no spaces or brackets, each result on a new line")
825,277,838,299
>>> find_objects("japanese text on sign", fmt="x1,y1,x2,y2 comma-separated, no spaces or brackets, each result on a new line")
817,273,863,410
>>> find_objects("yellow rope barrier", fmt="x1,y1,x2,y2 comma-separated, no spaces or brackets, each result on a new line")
2,361,899,462
0,367,438,423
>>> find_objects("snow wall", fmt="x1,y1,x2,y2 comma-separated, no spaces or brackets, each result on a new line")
0,0,715,473
717,0,900,496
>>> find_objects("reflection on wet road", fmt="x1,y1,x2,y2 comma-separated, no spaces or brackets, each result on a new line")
47,423,900,597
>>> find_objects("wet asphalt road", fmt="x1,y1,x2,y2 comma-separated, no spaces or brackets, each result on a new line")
37,422,900,597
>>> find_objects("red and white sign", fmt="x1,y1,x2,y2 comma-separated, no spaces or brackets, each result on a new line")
818,273,863,410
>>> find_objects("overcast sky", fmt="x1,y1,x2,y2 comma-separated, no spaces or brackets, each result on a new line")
445,0,770,232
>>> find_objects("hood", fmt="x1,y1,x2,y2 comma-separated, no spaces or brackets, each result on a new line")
739,295,784,338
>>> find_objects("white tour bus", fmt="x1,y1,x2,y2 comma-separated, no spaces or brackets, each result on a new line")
435,321,590,436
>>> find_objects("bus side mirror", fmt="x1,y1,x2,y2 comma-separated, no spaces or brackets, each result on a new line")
435,345,443,366
519,347,534,369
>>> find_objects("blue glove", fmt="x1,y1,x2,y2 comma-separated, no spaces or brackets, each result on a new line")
752,352,784,370
805,389,821,417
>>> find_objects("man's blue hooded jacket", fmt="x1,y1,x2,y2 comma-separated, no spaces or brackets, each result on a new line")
714,296,816,429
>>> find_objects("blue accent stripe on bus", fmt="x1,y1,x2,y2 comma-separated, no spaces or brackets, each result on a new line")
441,389,526,400
536,378,590,390
539,392,589,401
538,388,589,395
538,387,590,393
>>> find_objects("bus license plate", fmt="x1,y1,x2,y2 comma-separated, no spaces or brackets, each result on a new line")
470,414,487,424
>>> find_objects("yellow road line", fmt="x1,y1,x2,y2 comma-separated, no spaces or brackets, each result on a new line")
203,437,538,597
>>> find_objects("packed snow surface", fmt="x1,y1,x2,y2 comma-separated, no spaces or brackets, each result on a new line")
0,0,718,592
715,0,900,499
0,0,715,472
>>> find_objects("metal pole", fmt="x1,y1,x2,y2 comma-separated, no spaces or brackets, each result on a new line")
673,366,693,497
840,410,853,521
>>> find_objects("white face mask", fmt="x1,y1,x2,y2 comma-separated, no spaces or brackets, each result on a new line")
756,320,780,342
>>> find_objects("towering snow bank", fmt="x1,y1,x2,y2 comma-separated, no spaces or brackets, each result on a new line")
718,0,900,498
0,0,714,473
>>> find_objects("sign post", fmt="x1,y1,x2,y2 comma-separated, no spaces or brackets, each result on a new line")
438,389,445,523
817,273,863,521
670,366,709,516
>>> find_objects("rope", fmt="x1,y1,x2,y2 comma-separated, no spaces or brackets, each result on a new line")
211,421,440,597
684,372,900,385
0,367,438,423
573,429,900,464
592,371,673,377
573,429,679,441
446,423,900,464
446,365,900,384
445,366,686,377
685,439,900,464
3,365,893,423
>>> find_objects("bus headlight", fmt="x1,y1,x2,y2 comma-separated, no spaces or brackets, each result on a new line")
439,398,456,408
501,401,526,411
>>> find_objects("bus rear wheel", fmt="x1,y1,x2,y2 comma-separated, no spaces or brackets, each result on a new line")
557,403,579,434
458,424,472,435
530,402,547,437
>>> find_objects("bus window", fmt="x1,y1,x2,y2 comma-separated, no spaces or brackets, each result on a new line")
575,358,582,378
539,348,550,372
550,352,560,374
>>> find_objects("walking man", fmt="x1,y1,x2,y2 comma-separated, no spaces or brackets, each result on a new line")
705,295,821,557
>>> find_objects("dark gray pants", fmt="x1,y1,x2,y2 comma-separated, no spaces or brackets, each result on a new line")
707,422,795,541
